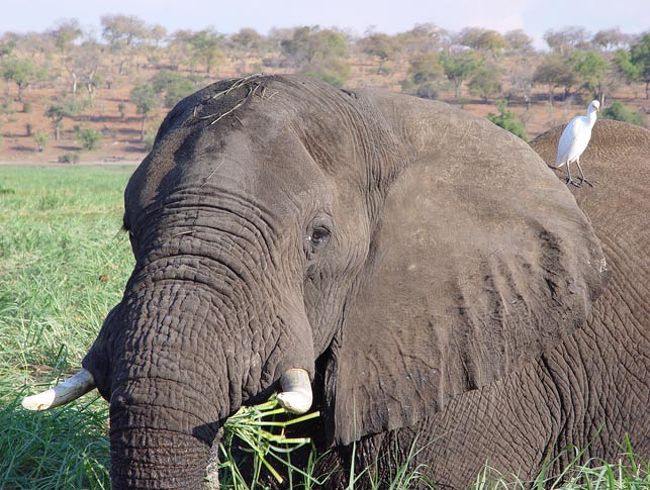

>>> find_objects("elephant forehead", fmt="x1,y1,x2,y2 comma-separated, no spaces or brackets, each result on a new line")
125,118,341,224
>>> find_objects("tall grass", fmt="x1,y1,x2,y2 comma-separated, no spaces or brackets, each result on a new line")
0,166,133,488
1,166,648,489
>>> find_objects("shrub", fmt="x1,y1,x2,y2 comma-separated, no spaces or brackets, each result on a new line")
415,82,439,100
75,127,103,151
117,102,126,119
58,152,80,164
33,131,49,152
487,100,528,141
601,101,646,127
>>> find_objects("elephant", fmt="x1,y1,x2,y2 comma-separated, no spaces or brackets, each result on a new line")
24,75,648,489
314,118,650,488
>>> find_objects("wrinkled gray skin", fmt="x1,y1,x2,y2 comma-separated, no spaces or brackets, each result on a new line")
79,75,624,489
321,120,650,489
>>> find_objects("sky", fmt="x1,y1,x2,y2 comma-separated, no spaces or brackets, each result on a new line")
1,0,649,48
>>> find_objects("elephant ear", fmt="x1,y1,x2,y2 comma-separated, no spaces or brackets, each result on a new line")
324,92,606,446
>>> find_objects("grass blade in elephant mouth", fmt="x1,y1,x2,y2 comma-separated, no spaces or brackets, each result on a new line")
219,395,320,485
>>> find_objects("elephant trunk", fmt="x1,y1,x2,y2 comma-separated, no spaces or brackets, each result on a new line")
110,426,211,489
109,377,221,489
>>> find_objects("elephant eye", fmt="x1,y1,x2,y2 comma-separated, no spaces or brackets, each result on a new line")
310,227,330,246
304,225,331,260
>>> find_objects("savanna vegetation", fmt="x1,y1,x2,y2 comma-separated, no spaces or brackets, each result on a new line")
0,18,648,164
1,167,649,488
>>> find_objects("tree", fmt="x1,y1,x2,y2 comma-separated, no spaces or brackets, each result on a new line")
359,33,401,73
468,65,502,101
505,29,533,53
130,84,159,141
48,19,82,55
229,28,265,75
457,28,507,54
533,55,577,104
569,50,609,101
439,51,482,98
280,26,348,66
280,27,350,86
101,14,147,48
101,14,147,74
63,42,103,98
147,25,168,47
188,29,224,74
544,26,590,54
167,30,195,71
45,98,86,140
614,49,641,87
0,39,15,58
592,28,630,51
1,58,44,101
230,28,263,53
394,23,450,55
629,34,650,99
487,100,528,140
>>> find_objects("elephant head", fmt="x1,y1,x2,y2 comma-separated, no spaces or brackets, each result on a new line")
24,76,606,488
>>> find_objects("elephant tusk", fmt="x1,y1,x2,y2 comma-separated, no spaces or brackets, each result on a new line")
22,368,95,411
277,368,313,414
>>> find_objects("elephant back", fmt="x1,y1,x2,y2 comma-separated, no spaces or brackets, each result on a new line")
530,120,650,338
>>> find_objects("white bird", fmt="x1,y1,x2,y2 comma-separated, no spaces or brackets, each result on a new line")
554,100,600,187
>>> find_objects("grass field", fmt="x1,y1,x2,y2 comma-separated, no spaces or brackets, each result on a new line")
0,166,133,488
1,166,648,489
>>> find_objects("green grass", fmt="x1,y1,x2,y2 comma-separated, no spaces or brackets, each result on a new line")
0,165,133,488
1,166,648,489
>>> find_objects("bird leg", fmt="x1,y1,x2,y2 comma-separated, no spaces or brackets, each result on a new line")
575,157,594,187
564,160,581,187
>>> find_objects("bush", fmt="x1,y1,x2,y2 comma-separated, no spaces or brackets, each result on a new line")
33,131,49,152
75,128,103,151
117,102,126,119
415,82,439,100
487,100,528,141
58,152,80,164
601,101,646,127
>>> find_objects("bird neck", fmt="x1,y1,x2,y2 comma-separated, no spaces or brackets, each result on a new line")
587,109,598,126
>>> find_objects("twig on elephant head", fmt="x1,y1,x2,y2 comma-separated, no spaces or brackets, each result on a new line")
191,73,270,126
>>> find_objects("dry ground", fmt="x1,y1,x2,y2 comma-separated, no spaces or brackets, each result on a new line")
0,54,648,165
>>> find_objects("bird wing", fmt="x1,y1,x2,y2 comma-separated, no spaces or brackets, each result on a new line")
555,117,582,166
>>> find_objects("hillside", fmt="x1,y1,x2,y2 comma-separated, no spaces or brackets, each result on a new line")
1,20,648,164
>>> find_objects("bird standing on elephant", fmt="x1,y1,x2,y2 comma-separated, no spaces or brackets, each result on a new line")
554,99,600,187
